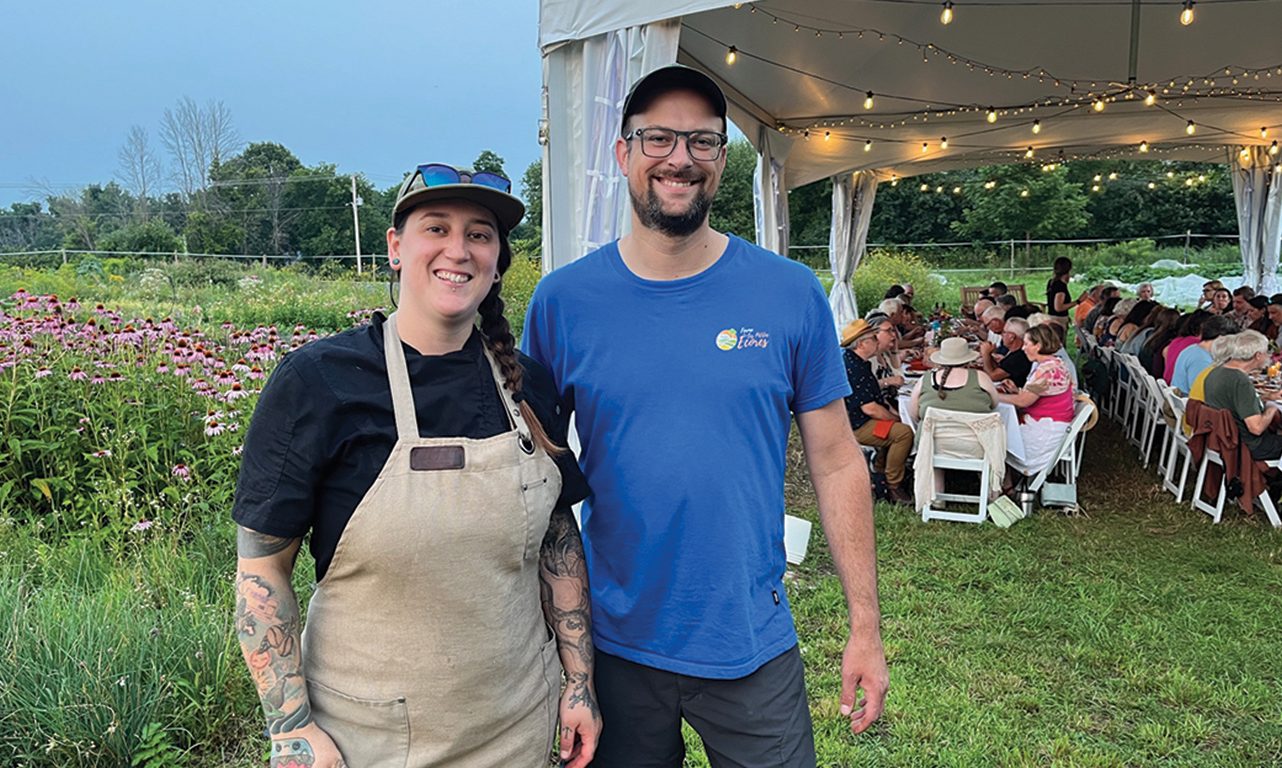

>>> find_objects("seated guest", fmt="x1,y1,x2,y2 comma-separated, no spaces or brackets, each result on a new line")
864,311,905,399
1082,286,1120,335
1208,287,1232,316
1195,279,1225,311
999,324,1077,472
1098,298,1136,346
1115,300,1159,348
980,305,1007,342
1188,334,1236,404
1005,304,1033,321
979,317,1032,388
841,318,914,504
988,281,1009,299
878,297,925,348
995,294,1018,311
1246,295,1271,335
1231,286,1256,328
908,337,999,422
1027,313,1079,388
1074,284,1104,329
1267,295,1282,345
1171,316,1238,395
1136,282,1155,301
1202,330,1282,460
971,297,995,322
1140,308,1180,378
1162,311,1211,384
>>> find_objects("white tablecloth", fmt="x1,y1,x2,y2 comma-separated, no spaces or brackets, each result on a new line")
898,391,1026,461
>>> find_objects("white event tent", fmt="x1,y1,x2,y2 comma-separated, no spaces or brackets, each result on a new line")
538,0,1282,324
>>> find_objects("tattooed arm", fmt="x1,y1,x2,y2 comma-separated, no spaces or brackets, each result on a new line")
539,506,600,768
236,526,346,768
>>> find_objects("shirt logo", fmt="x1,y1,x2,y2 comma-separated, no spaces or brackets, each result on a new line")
715,327,770,351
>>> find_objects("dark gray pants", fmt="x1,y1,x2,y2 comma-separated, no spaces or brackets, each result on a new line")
591,645,817,768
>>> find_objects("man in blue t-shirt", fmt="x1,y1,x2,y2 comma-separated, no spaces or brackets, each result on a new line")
523,65,887,767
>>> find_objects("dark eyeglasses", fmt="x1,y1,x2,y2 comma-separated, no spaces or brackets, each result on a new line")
623,128,728,161
416,163,511,194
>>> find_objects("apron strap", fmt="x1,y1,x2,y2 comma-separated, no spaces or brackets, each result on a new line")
481,344,535,451
382,313,421,442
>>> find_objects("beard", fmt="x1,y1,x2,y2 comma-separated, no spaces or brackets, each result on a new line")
630,174,714,238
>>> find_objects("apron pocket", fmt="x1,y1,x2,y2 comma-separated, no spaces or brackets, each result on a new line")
541,636,563,761
308,678,410,768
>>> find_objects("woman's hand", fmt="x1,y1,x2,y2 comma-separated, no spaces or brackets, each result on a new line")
558,682,602,768
270,723,345,768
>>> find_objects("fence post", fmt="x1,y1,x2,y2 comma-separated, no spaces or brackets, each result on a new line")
1008,239,1015,277
261,254,267,268
1184,230,1191,263
60,248,67,265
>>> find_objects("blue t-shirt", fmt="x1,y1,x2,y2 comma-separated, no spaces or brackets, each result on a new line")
1171,344,1212,395
522,235,850,678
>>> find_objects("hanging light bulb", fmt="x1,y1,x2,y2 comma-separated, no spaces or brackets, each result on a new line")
940,1,955,25
864,139,873,152
1093,98,1106,112
1148,182,1157,189
922,142,929,153
1240,147,1251,159
1139,140,1150,152
891,174,899,186
940,137,949,149
1167,171,1176,178
984,180,996,189
725,46,737,65
935,185,944,193
1032,120,1042,134
1093,174,1102,182
1025,146,1035,158
1109,172,1119,180
1092,184,1101,192
1180,0,1195,26
920,183,930,192
1020,189,1030,197
986,108,998,123
824,131,831,141
1198,174,1207,182
864,92,875,110
1186,120,1196,135
1271,141,1280,156
1145,91,1157,106
952,186,962,194
1262,127,1270,139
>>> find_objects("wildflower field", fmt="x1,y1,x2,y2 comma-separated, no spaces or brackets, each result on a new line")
2,254,1280,767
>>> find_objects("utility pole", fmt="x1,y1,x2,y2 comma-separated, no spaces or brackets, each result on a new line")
350,174,363,275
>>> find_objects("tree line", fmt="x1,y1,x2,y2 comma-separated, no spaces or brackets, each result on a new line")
1,98,1238,263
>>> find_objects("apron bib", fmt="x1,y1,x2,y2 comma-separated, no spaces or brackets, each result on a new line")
301,313,563,767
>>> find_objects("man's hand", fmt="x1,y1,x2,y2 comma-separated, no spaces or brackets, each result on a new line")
978,341,995,358
270,722,345,768
558,683,601,768
882,374,905,388
839,631,889,735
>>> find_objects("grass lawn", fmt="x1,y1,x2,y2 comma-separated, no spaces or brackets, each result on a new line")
685,418,1282,768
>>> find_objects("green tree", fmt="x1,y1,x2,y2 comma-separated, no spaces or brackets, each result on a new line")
510,159,542,243
952,165,1090,244
708,138,756,242
472,150,506,176
97,219,181,254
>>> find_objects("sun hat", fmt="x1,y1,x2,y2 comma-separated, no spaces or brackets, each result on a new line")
929,337,980,366
391,164,525,232
621,65,728,134
840,318,878,348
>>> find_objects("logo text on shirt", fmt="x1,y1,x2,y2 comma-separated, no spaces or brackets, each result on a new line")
715,327,770,351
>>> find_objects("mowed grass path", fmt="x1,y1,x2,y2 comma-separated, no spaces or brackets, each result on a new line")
681,419,1282,767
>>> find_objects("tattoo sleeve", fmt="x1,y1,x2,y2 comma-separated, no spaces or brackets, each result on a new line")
538,506,598,719
235,527,313,736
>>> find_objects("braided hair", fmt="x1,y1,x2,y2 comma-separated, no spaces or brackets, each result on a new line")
932,365,954,400
393,206,565,456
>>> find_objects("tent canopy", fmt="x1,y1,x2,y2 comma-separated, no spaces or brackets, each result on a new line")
542,0,1282,188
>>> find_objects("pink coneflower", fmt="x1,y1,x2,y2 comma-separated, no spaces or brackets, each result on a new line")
68,366,88,381
232,359,250,373
232,445,243,456
66,297,80,312
107,371,124,383
203,410,222,424
204,420,225,437
171,463,190,480
223,382,248,401
173,364,190,378
155,363,169,374
90,375,106,385
34,367,51,378
130,519,153,532
215,370,237,386
91,449,112,458
248,365,265,380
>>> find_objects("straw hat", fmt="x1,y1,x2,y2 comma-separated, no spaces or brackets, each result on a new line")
929,337,979,366
840,318,878,347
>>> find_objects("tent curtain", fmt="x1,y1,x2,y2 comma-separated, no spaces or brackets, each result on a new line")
753,126,792,256
540,20,680,272
1229,146,1282,295
828,170,878,328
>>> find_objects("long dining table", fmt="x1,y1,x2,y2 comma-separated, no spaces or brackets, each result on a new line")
895,378,1027,462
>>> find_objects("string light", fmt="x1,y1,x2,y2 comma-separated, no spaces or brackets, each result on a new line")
952,186,962,194
864,92,875,110
920,183,930,192
1092,184,1101,192
1180,0,1195,26
936,185,944,193
1240,147,1251,159
864,139,873,152
1139,140,1149,152
1093,174,1102,182
921,142,928,153
940,1,954,25
1186,120,1197,135
986,108,997,123
1020,189,1030,197
1109,172,1119,180
1148,182,1157,189
1032,120,1042,134
1092,99,1106,112
1024,146,1035,158
1271,141,1280,156
940,136,949,149
984,180,996,189
824,130,831,141
725,46,737,65
1145,92,1157,106
890,174,899,186
1262,127,1270,139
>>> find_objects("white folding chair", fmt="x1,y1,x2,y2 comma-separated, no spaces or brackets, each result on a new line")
1098,347,1121,421
917,410,1005,525
1138,371,1167,468
1189,423,1282,528
1160,388,1194,502
1008,400,1096,511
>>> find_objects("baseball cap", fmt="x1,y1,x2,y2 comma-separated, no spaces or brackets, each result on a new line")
620,65,728,135
391,164,525,232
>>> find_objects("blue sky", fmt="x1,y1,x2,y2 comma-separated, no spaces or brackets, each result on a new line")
0,0,543,206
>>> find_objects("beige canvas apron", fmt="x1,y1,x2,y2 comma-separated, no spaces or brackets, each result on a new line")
300,313,563,768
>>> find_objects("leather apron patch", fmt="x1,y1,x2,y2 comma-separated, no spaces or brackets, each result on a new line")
409,445,465,471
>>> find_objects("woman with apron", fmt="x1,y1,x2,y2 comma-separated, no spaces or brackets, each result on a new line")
232,163,600,768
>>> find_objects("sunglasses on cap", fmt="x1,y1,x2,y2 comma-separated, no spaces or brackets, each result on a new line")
415,163,512,194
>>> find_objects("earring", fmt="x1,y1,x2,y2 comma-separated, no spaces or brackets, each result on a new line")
391,258,400,266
